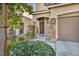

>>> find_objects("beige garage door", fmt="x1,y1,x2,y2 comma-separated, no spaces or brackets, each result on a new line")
59,16,79,41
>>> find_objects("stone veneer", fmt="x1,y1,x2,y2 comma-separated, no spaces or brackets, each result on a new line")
50,18,56,40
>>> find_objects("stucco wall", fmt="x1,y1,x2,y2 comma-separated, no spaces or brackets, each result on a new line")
33,12,50,20
16,17,32,35
36,3,46,11
58,11,79,17
51,4,79,17
22,17,32,34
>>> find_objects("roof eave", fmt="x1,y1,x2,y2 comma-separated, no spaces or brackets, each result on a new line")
48,3,73,9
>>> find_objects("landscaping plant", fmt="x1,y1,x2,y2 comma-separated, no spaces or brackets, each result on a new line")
8,40,55,56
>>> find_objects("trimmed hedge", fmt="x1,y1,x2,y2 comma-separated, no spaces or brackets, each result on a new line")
9,40,55,56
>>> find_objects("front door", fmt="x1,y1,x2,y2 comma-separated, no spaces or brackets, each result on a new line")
40,21,44,35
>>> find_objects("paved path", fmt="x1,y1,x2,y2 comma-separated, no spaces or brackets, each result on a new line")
33,36,56,50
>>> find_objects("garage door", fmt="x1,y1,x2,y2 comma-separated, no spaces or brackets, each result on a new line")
59,16,79,41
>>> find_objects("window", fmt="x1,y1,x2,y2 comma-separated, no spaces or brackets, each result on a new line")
44,3,54,6
19,23,24,34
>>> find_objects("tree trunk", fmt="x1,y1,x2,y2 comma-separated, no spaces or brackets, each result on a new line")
2,3,8,56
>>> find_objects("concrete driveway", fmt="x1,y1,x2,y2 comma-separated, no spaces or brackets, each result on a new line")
56,40,79,56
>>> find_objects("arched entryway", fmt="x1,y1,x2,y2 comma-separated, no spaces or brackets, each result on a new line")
34,17,56,40
37,17,49,36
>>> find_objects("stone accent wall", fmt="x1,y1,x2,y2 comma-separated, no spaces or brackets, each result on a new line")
50,18,56,40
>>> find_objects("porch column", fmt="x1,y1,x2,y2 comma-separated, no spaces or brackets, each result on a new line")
44,17,50,37
44,18,46,36
49,17,51,39
56,16,58,40
34,20,39,36
50,17,56,41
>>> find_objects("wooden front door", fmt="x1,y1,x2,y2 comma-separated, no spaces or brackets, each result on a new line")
40,21,44,35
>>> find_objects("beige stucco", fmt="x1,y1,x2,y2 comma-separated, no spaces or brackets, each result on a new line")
58,11,79,17
36,3,47,11
16,16,32,35
22,16,32,33
50,3,79,17
33,11,51,20
44,18,50,37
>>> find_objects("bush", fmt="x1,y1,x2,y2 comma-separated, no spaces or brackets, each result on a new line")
18,37,24,41
7,39,16,55
9,40,55,56
25,25,35,39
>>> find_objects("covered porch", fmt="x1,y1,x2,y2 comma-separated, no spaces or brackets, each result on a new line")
34,17,56,41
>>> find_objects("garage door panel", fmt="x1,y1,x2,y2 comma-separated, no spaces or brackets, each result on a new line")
59,17,79,41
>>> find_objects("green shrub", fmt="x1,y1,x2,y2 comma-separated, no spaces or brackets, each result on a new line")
9,40,55,56
7,39,16,55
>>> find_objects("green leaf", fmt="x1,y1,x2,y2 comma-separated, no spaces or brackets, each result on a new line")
7,3,33,29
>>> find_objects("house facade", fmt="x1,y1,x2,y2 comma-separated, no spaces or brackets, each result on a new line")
16,12,33,36
33,3,79,42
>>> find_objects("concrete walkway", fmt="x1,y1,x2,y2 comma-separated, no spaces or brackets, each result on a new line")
33,36,56,50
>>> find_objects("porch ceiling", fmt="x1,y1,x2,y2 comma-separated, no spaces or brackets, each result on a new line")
37,17,49,21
